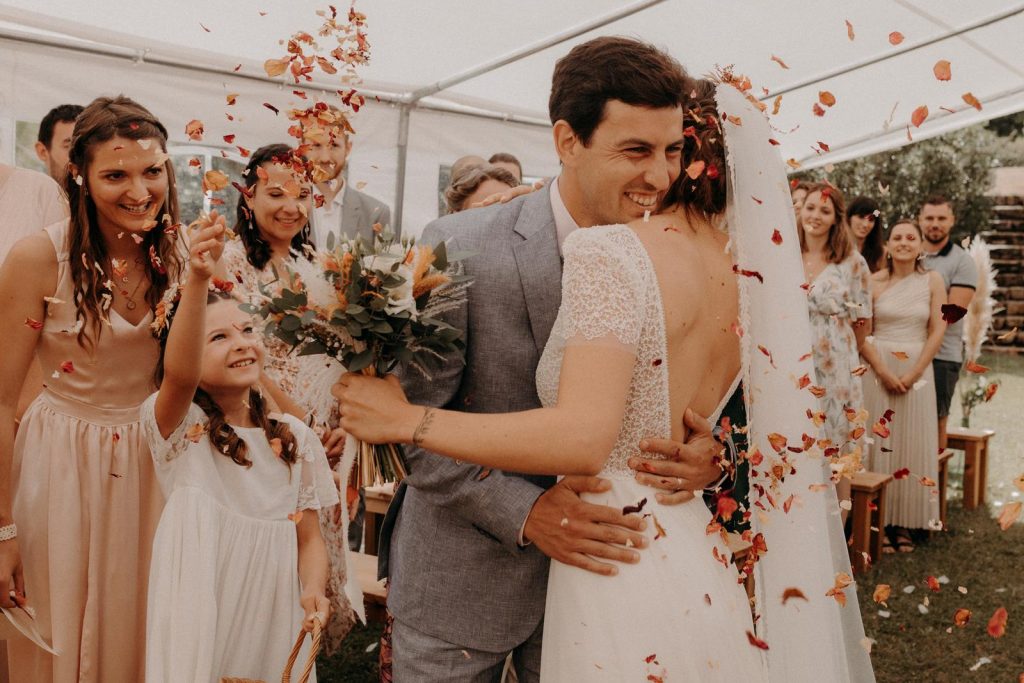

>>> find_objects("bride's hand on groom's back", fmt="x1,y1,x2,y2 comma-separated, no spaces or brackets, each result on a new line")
628,409,723,505
523,476,649,576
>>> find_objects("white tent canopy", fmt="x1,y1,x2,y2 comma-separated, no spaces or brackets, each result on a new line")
0,0,1021,234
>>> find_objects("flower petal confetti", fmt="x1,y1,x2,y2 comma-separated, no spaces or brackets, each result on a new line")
941,303,967,324
889,31,905,45
986,606,1008,638
911,105,929,128
933,60,952,81
998,502,1022,530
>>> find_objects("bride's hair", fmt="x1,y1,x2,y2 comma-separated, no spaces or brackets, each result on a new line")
662,78,727,217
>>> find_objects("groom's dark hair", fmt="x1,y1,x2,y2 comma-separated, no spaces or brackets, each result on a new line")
549,36,688,145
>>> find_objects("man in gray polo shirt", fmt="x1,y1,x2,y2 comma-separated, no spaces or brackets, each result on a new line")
920,195,977,449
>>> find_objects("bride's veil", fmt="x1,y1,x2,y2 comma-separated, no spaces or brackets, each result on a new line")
717,82,876,682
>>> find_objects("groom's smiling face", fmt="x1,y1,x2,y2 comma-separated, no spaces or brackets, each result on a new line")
556,100,684,227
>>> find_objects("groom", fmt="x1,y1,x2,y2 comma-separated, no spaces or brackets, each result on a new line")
381,37,723,681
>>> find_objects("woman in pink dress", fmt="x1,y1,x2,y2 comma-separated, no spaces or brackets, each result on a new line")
0,96,184,682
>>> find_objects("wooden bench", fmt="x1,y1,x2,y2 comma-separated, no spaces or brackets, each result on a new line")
352,551,388,623
362,483,396,556
849,471,894,573
946,427,995,510
937,449,955,529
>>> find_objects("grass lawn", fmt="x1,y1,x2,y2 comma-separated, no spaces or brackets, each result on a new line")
860,505,1023,682
318,353,1024,682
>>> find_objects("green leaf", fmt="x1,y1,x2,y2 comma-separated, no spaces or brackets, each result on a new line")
348,348,374,372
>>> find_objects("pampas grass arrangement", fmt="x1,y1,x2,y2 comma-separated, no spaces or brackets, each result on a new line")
962,237,998,363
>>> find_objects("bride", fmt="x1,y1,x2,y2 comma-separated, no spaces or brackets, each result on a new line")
334,81,874,682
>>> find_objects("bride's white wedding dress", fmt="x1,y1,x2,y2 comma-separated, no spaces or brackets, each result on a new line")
536,225,767,681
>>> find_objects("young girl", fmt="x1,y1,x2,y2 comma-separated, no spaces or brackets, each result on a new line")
0,96,184,682
142,213,337,682
222,143,358,650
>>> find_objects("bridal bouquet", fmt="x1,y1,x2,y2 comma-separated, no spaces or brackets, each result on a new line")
250,227,469,485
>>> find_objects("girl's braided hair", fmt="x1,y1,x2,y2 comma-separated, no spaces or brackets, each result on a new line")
154,287,299,468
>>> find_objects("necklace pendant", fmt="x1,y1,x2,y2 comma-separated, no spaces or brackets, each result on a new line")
125,300,137,311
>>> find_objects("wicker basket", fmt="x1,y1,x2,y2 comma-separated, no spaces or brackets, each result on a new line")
220,616,323,683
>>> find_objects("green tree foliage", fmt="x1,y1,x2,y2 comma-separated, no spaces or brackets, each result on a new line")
800,126,998,240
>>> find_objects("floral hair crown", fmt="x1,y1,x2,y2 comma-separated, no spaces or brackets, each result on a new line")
149,278,237,342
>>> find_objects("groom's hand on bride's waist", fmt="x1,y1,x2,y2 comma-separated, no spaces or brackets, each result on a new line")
522,476,649,577
628,409,725,505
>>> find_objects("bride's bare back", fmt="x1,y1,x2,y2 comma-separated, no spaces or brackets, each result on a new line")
628,208,740,443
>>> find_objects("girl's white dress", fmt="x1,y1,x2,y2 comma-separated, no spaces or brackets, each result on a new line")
140,394,339,683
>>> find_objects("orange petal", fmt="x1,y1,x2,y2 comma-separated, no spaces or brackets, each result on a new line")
264,57,290,77
819,91,837,107
685,159,706,180
911,105,929,128
889,31,905,45
986,606,1008,638
933,60,952,82
962,92,982,111
998,502,1022,531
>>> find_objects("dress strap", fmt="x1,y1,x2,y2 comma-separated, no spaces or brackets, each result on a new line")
42,218,71,263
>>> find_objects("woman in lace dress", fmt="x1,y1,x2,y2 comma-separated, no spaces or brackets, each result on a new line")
220,143,358,650
0,97,184,682
143,219,336,681
799,183,873,515
860,220,946,552
335,85,772,681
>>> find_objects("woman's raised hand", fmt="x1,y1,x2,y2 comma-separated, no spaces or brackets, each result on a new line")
332,373,422,444
187,210,227,279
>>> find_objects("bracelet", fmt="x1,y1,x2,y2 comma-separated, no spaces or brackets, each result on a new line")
0,523,16,542
412,408,436,448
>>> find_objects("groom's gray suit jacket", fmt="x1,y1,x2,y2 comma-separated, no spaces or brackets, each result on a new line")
378,187,561,652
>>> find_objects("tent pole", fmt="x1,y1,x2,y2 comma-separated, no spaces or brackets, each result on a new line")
393,104,412,233
408,0,666,103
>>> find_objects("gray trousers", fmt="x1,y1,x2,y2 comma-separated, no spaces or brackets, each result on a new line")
391,616,543,683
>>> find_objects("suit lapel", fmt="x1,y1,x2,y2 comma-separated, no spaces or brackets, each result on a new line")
512,188,563,355
341,185,365,241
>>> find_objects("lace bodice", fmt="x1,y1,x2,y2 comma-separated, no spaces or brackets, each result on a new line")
872,273,931,344
536,225,671,477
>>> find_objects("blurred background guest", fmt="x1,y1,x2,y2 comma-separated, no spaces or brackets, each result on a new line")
306,108,391,248
860,220,946,553
449,154,486,181
799,182,872,520
919,195,977,450
34,104,84,184
444,164,518,214
847,195,884,272
791,180,811,221
488,152,523,185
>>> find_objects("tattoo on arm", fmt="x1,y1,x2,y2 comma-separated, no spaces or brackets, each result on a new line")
412,408,437,448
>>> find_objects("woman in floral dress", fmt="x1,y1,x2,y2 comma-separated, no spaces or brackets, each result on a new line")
799,183,872,518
